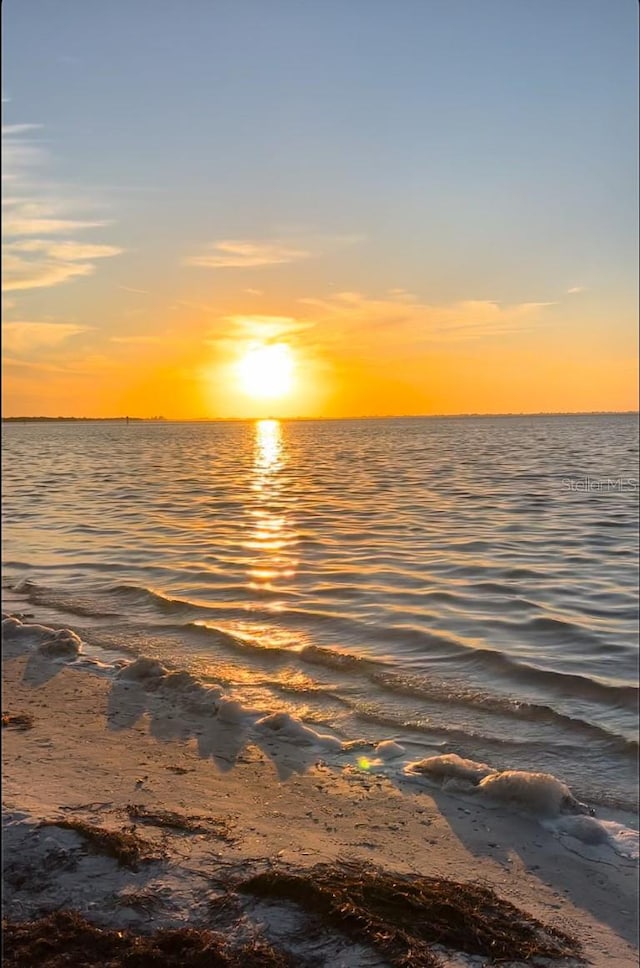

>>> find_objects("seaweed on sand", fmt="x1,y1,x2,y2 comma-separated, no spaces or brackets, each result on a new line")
44,820,157,870
239,859,582,967
2,712,34,730
2,910,298,968
126,803,234,840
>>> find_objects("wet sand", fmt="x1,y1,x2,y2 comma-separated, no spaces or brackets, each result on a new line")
2,633,638,967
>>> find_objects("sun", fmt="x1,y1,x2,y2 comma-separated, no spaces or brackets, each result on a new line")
236,343,295,399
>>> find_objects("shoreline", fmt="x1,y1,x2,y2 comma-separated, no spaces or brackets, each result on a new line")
2,614,638,966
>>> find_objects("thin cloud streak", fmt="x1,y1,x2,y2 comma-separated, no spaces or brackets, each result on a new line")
184,233,363,270
7,239,122,259
2,321,92,353
117,284,149,294
110,335,164,344
184,239,311,269
2,254,96,292
3,217,110,237
2,123,44,136
2,355,73,374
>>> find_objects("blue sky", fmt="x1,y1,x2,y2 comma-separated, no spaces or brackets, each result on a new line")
2,0,638,416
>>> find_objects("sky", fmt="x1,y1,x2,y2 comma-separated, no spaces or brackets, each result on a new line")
2,0,638,418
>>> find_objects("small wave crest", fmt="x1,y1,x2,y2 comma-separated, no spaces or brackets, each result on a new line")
370,670,637,754
299,643,373,673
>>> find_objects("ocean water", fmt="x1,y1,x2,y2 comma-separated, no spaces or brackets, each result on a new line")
2,414,639,814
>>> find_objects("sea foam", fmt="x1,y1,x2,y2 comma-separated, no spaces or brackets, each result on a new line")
551,816,639,859
476,769,590,817
404,753,493,783
401,751,640,860
116,656,167,682
374,740,406,760
403,753,590,817
2,614,82,659
116,658,224,715
256,711,344,750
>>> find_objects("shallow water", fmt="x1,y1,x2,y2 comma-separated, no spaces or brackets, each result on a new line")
2,414,638,809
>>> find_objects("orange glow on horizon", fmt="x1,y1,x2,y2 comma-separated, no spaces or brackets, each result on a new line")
2,295,637,420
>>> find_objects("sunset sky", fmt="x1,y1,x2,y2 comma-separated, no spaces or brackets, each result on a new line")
2,0,638,418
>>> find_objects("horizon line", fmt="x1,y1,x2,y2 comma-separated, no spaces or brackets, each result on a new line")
3,409,639,423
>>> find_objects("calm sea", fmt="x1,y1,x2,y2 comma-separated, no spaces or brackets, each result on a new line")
2,415,638,810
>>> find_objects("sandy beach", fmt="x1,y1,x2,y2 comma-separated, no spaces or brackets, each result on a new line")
2,616,638,967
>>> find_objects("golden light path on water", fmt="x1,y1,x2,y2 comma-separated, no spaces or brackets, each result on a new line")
195,418,312,699
228,418,314,695
247,419,298,593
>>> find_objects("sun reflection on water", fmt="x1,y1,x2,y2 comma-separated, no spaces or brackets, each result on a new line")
253,418,282,484
246,419,298,590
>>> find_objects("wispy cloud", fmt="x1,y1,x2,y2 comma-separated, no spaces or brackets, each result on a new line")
216,314,314,343
2,123,122,293
567,286,585,294
3,216,109,237
2,355,72,374
117,284,149,295
184,239,311,269
2,123,44,136
184,233,363,271
2,321,92,354
297,291,554,351
7,239,122,259
200,293,553,368
110,335,163,344
2,253,96,292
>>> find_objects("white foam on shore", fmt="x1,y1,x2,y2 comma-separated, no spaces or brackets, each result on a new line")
116,657,226,715
217,697,253,724
403,754,589,817
256,711,344,750
159,670,223,714
476,769,589,817
404,753,493,783
117,656,167,682
597,820,640,859
552,816,640,860
112,649,347,748
375,740,405,760
402,752,638,861
2,614,83,659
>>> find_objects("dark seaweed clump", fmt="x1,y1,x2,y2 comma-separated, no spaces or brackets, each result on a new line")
44,820,156,870
2,712,34,730
2,910,297,967
126,803,233,840
240,859,582,968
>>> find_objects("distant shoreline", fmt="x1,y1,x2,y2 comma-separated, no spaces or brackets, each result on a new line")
2,416,161,423
2,411,638,424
